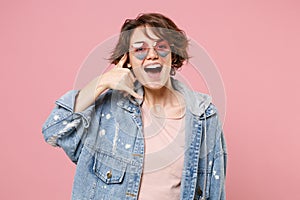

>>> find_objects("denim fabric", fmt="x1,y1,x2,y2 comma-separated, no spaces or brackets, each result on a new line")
42,78,227,200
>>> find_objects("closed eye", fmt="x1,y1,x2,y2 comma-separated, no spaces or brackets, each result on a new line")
135,47,147,52
157,45,168,50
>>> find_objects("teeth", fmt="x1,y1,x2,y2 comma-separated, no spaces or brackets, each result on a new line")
145,64,161,69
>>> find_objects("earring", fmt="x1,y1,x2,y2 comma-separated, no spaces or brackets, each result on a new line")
170,67,176,76
127,63,132,69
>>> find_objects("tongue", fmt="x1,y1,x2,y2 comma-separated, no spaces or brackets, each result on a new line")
144,66,162,79
147,71,160,79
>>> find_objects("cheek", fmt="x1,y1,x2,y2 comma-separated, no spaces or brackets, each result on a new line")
165,55,172,66
129,54,141,68
132,67,146,83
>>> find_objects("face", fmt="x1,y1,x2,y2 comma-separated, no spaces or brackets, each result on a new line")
128,26,172,90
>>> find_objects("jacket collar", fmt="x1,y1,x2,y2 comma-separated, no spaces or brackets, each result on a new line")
117,77,212,117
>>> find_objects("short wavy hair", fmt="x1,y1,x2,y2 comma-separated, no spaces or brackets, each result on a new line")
109,13,189,69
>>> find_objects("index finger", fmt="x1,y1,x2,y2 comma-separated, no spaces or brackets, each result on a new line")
116,53,128,68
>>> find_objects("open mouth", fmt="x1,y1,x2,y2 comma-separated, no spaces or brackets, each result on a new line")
144,64,162,73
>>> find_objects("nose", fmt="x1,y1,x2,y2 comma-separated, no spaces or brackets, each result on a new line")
146,47,158,60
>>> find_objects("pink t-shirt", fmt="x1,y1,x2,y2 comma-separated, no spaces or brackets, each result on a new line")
138,103,186,200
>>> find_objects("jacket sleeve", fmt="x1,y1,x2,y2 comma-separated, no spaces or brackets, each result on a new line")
209,130,227,200
209,108,227,200
41,90,95,163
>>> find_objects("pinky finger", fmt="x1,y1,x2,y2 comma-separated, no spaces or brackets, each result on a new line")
123,86,143,99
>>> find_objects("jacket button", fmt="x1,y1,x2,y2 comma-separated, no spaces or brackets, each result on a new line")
106,171,112,179
197,187,203,196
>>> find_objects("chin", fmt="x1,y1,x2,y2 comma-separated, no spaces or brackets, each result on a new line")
143,83,163,90
142,79,169,90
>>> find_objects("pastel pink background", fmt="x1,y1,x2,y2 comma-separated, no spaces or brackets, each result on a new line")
1,0,299,199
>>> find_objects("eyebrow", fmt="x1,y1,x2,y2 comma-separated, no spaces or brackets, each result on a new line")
131,39,164,45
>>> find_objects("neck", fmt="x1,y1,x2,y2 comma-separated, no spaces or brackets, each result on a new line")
143,79,173,106
142,79,186,118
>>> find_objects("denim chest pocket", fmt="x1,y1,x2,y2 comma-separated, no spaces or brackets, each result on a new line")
93,151,127,184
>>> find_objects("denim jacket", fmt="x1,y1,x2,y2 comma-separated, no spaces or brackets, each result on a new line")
42,78,227,200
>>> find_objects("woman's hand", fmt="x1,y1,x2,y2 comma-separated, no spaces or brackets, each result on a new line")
74,54,142,112
97,54,142,99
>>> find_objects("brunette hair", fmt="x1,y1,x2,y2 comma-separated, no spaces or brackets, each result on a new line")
109,13,189,69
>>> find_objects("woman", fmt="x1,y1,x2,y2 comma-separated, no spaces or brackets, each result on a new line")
42,13,227,200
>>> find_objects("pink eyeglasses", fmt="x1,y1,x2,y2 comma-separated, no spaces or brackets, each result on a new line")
129,39,173,60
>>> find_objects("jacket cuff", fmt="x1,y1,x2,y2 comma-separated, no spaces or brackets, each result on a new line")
55,90,95,128
55,90,79,112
